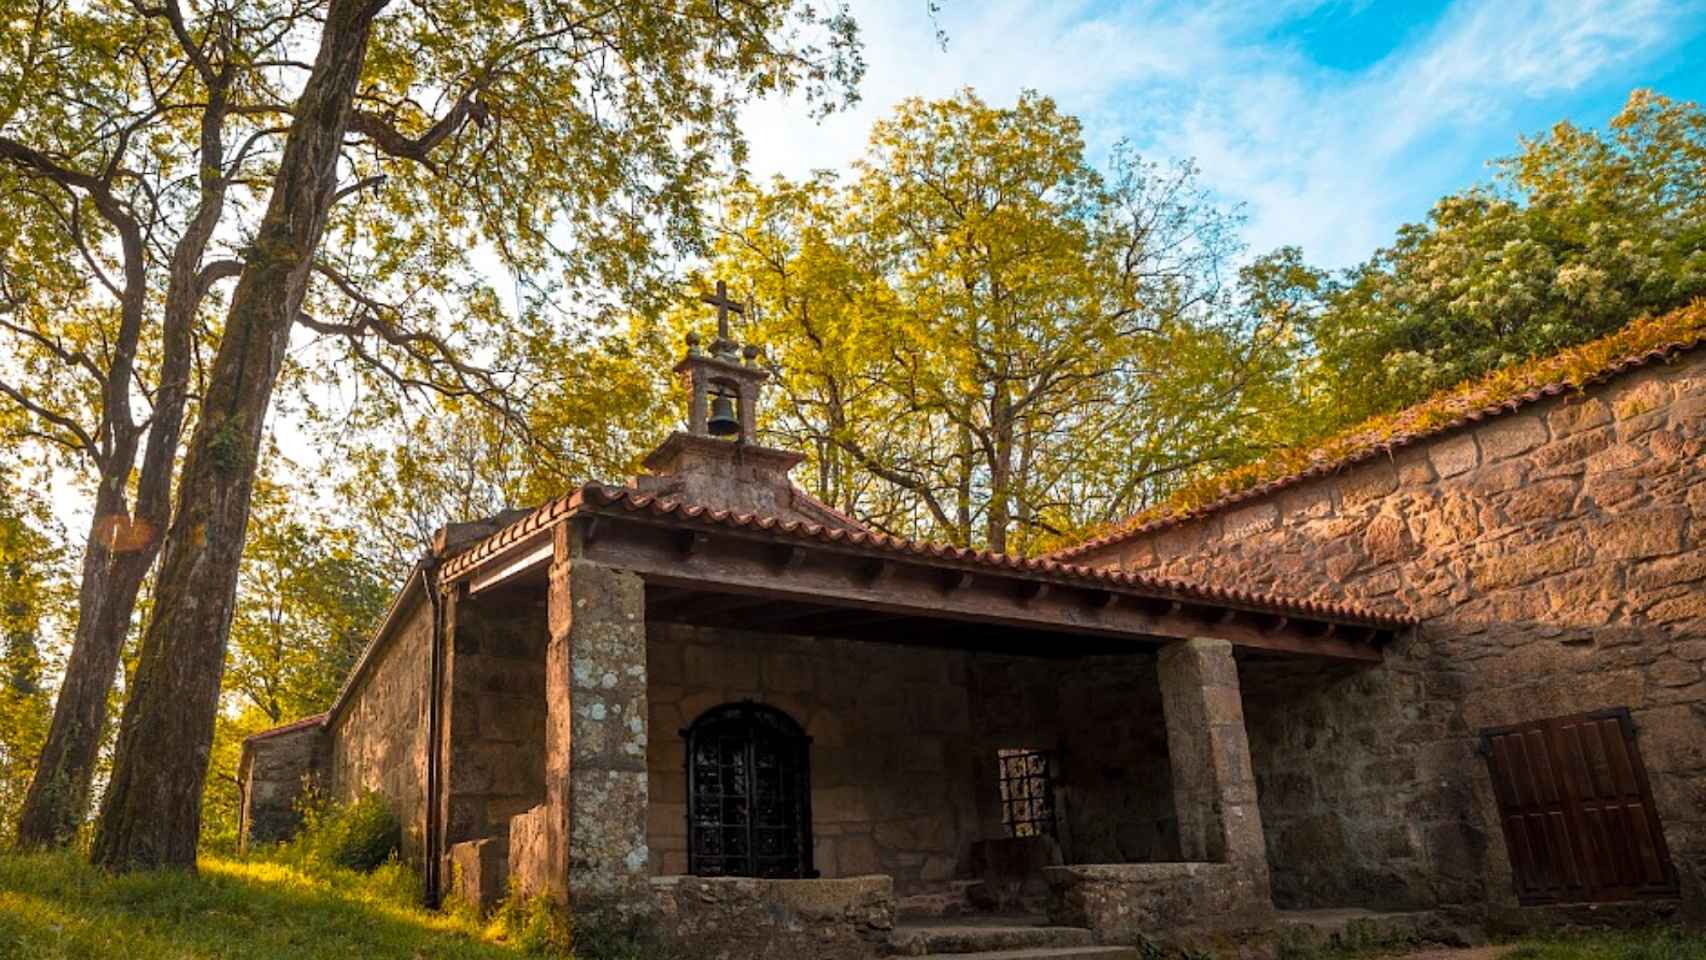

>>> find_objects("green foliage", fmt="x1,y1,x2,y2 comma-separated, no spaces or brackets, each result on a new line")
1504,927,1706,960
1305,89,1706,429
2,0,866,855
491,892,574,957
226,474,393,725
702,89,1285,553
1061,89,1706,552
0,468,65,839
319,333,671,572
208,419,250,474
290,790,404,874
1078,298,1706,546
0,849,527,959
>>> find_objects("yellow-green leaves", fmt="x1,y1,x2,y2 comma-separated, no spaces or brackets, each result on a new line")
704,90,1268,555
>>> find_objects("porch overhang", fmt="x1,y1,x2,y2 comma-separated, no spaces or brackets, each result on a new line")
441,484,1411,662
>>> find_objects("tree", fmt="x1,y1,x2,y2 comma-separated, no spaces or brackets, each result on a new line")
322,326,673,573
225,475,390,727
199,471,390,854
1307,89,1706,426
0,467,66,838
707,91,1277,553
2,0,240,846
63,0,859,870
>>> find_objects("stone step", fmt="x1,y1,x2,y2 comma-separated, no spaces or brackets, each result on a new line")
910,949,1140,960
887,919,1096,956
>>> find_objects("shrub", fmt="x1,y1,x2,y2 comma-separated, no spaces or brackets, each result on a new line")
292,789,402,873
490,891,572,957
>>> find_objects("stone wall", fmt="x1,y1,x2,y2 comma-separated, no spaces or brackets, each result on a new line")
1072,350,1706,917
1044,862,1258,944
649,874,895,960
974,654,1179,864
329,594,434,860
239,722,328,849
647,624,1177,892
443,589,549,849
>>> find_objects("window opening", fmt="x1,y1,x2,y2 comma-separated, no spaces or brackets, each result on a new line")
998,748,1057,839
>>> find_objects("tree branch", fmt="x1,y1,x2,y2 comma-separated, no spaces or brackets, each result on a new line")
347,89,488,170
0,378,99,463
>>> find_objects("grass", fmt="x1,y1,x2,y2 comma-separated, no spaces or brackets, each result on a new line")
2,849,1700,960
0,850,532,959
1502,928,1706,960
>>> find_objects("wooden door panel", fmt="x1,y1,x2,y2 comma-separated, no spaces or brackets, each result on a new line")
1480,708,1678,905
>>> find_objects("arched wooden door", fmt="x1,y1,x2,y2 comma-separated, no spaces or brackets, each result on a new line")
684,702,814,878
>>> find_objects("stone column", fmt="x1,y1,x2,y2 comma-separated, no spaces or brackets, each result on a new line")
1157,637,1271,905
544,526,651,904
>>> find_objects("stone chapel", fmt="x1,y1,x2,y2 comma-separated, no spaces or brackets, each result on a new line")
239,294,1706,955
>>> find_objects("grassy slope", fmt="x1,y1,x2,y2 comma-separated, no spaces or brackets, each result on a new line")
2,850,1701,959
0,851,520,960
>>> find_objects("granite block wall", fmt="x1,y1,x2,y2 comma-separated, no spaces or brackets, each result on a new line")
443,588,549,849
1072,350,1706,917
239,723,328,849
328,595,434,860
646,623,1178,893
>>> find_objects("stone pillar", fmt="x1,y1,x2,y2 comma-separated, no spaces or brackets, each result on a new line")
1157,638,1271,905
544,527,650,904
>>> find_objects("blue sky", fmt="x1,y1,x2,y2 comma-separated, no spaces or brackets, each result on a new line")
742,0,1706,268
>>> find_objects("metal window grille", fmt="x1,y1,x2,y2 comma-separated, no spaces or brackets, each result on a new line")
685,702,813,879
998,748,1056,839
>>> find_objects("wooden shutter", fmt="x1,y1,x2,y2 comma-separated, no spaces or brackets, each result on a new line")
1480,707,1678,905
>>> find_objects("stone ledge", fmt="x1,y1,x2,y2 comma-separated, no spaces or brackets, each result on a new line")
448,837,508,913
1044,862,1271,945
650,874,895,960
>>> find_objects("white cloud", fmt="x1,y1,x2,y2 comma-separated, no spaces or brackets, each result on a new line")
741,0,1694,267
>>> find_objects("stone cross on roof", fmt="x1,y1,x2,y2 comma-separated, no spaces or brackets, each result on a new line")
700,280,744,357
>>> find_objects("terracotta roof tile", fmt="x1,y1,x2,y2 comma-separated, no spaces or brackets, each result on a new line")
243,712,327,744
441,481,1412,629
1048,313,1706,562
559,482,1413,629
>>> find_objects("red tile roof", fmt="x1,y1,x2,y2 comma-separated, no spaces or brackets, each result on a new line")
243,712,328,743
1048,311,1706,563
442,481,1415,630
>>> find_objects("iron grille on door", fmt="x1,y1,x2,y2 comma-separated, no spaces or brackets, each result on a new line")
684,702,813,879
1480,707,1678,905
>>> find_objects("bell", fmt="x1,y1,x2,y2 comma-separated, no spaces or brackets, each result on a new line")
707,393,740,436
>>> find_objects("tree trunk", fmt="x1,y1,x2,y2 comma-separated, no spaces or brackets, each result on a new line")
987,392,1014,555
15,72,230,852
13,481,156,848
89,0,386,872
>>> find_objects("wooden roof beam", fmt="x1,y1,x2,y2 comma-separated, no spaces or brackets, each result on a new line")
584,521,1384,662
